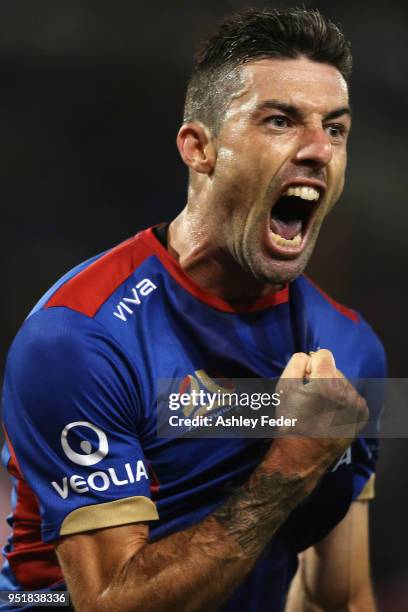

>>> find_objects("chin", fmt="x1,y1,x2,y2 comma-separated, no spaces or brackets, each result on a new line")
246,243,313,286
264,261,306,285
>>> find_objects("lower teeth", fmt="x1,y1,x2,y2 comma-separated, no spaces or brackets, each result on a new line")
270,230,301,247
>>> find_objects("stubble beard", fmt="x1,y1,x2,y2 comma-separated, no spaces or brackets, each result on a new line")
241,218,321,287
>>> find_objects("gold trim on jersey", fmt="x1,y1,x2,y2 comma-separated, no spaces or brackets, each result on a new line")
59,496,159,536
357,474,375,501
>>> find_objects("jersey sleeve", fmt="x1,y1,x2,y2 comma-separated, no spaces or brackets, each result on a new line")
352,316,387,502
2,307,158,543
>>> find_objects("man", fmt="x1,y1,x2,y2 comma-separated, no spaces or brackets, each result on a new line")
0,8,385,611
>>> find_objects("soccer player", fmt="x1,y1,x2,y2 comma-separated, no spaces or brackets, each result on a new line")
0,8,385,612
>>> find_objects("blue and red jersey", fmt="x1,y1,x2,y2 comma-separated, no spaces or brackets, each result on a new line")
0,226,386,611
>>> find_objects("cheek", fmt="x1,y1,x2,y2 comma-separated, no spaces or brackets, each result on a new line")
216,145,236,165
326,153,347,210
333,164,346,204
215,144,246,181
212,158,254,220
215,145,263,195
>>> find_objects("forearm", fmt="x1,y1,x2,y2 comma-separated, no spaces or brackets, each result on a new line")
285,500,377,612
92,446,322,612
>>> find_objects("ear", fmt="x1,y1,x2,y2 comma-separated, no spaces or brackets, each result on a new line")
176,122,216,175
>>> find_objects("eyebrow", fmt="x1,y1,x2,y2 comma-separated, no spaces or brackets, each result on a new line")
254,100,352,122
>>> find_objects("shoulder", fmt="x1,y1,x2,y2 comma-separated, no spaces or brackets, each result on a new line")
4,231,156,405
3,303,143,443
38,229,156,318
4,308,134,411
297,274,360,324
296,275,386,378
13,228,160,361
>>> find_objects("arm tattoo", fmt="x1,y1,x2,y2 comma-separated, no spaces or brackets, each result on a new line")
214,470,307,557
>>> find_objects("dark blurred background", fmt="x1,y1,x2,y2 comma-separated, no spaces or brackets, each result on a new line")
0,1,407,609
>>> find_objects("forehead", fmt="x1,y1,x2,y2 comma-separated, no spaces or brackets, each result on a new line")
228,56,349,117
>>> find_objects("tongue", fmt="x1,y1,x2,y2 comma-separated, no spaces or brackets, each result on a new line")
271,218,302,240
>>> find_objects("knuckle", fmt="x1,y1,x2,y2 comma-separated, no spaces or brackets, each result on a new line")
292,352,308,360
357,394,369,416
316,348,333,359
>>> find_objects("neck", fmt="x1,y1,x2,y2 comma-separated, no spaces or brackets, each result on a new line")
167,206,284,305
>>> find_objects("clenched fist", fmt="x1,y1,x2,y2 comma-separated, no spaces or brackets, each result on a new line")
264,349,368,481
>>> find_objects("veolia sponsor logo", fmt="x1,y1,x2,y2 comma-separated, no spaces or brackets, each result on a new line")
51,421,148,499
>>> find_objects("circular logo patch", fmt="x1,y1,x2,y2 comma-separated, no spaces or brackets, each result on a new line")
61,421,109,466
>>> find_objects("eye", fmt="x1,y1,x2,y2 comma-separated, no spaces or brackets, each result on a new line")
325,123,347,140
264,115,292,129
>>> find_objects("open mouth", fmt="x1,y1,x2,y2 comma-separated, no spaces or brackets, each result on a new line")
269,185,322,252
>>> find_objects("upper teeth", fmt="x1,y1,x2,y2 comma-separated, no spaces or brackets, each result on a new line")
283,186,320,201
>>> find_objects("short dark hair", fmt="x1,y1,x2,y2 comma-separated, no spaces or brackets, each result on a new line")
184,7,352,133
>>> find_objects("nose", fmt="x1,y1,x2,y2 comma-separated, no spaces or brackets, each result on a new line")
294,126,332,168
